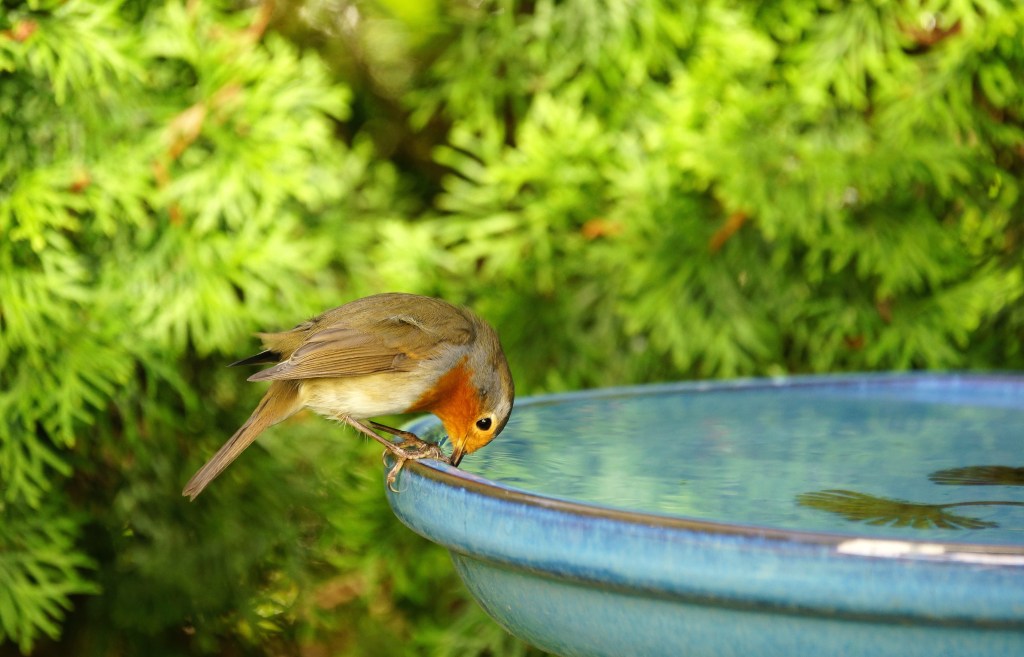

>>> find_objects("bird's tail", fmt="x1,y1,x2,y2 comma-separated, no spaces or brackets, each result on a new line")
182,380,302,500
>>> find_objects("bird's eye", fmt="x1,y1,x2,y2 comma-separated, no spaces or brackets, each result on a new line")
475,417,492,431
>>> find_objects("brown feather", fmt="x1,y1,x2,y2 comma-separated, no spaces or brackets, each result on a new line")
229,349,280,367
248,294,477,382
182,380,302,500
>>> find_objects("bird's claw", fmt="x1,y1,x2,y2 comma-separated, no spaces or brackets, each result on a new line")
383,441,446,493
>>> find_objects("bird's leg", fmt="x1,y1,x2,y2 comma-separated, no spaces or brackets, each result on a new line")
339,416,444,492
369,421,433,449
337,415,401,450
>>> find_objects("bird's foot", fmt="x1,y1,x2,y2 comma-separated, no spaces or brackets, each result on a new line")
383,441,446,493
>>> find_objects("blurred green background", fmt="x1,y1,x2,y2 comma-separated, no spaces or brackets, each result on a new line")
1,0,1022,654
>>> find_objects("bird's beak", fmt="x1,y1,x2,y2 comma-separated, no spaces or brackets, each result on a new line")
450,441,466,468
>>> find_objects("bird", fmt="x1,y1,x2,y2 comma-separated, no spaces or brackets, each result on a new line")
182,293,514,500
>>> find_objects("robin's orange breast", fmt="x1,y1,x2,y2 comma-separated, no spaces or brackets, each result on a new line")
405,356,481,433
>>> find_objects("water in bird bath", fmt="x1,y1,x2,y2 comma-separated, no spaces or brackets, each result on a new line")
423,376,1024,545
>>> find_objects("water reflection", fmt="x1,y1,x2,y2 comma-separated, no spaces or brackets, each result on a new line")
929,465,1024,486
797,464,1024,531
425,380,1024,544
796,489,1020,530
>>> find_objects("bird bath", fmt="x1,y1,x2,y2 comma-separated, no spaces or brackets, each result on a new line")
385,374,1024,657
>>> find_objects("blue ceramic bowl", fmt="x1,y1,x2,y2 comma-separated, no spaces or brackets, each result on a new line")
386,374,1024,657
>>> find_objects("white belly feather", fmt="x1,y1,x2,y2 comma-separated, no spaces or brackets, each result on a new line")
299,372,428,420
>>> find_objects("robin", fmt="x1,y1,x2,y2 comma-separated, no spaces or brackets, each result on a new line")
182,293,515,499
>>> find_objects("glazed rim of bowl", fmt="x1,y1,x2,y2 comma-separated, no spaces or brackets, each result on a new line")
401,373,1024,565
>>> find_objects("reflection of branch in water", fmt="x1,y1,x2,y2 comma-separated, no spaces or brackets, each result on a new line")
929,465,1024,486
796,489,1024,530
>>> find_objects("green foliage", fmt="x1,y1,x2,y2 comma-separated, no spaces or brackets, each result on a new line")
0,502,97,653
2,0,1023,655
325,0,1024,387
1,0,376,652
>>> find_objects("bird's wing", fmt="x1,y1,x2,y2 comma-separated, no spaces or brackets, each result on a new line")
247,306,476,382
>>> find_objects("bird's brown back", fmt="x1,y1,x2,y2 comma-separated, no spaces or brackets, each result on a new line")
248,293,480,382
